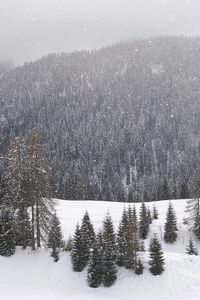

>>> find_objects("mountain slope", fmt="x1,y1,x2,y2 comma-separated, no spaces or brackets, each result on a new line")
0,36,200,201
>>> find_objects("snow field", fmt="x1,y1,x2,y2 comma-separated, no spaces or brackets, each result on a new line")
1,199,200,300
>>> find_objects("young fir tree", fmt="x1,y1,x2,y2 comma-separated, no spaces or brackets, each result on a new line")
116,207,128,267
152,204,159,219
139,202,150,239
71,223,85,272
164,202,178,243
0,209,15,256
149,234,165,275
80,211,95,267
185,238,198,256
186,169,200,239
135,258,144,275
147,206,152,224
87,231,104,288
48,214,64,262
27,133,54,249
102,212,117,287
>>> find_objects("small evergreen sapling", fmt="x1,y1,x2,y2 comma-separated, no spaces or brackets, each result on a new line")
149,234,165,275
135,258,144,275
186,238,198,256
147,206,152,224
153,204,158,219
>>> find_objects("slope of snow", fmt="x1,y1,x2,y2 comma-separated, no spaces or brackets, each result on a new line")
1,199,200,300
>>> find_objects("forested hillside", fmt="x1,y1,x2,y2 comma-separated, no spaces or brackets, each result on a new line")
0,36,200,201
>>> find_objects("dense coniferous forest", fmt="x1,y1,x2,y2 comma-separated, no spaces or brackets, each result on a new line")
1,36,200,201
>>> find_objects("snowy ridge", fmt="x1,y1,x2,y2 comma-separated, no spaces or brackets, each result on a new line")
1,199,200,300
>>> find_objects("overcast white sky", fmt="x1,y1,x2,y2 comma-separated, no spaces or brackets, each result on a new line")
0,0,200,64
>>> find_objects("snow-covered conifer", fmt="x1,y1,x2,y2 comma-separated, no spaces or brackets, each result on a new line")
139,202,149,239
164,202,178,243
71,223,85,272
102,212,117,287
149,233,165,275
48,213,64,262
186,238,198,256
80,211,95,267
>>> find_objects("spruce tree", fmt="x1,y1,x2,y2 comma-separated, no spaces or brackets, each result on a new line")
116,207,128,267
0,209,15,256
152,204,158,219
81,211,95,267
102,212,117,287
48,214,64,262
71,223,85,272
87,232,104,288
186,238,198,255
139,202,149,239
164,202,178,243
149,234,165,275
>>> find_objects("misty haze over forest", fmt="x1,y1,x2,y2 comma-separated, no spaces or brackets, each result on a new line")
1,0,200,65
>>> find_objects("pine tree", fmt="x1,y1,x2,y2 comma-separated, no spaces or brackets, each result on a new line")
0,209,15,256
186,238,198,255
71,223,85,272
139,202,149,239
102,212,117,287
87,232,104,288
149,234,165,275
164,202,178,243
135,258,144,275
80,211,95,267
48,214,64,262
152,204,158,219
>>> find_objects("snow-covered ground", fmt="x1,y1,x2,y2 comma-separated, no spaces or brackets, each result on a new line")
1,199,200,300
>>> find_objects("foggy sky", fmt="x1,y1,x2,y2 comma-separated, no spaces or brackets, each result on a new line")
1,0,200,65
